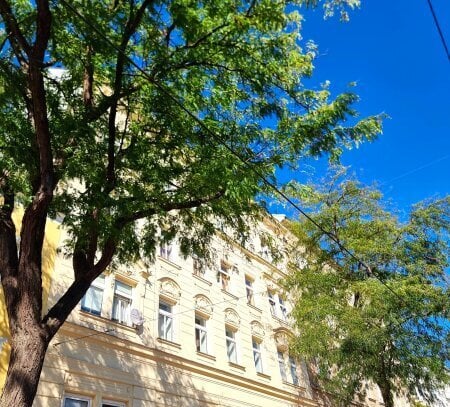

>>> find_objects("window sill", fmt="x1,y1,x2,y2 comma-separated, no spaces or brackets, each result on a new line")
282,380,305,391
158,256,182,270
157,337,182,349
196,351,216,361
247,304,262,313
79,310,136,333
228,362,246,371
271,314,289,325
221,289,239,300
193,273,212,286
257,372,271,380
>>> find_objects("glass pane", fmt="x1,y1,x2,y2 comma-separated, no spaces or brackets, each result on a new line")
115,280,132,297
158,314,165,338
165,316,173,341
64,397,89,407
159,302,171,313
81,286,103,315
200,330,207,353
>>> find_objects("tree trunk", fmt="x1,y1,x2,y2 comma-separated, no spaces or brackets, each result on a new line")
0,328,49,407
378,380,394,407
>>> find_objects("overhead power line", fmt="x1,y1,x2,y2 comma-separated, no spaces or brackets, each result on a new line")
426,0,450,62
58,0,404,304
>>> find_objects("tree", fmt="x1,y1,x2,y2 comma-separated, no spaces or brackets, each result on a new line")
0,1,380,405
285,169,450,407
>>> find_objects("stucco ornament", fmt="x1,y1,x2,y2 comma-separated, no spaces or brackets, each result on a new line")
224,308,241,329
274,329,290,352
194,294,213,317
250,321,265,340
159,277,181,302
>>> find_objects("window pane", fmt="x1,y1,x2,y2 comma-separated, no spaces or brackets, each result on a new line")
115,280,132,297
81,285,103,315
278,352,287,381
64,397,89,407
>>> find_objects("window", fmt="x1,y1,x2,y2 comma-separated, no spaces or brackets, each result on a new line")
268,291,277,316
225,328,237,364
112,280,132,326
268,291,288,321
289,356,299,385
81,274,105,316
277,351,287,381
245,276,254,306
102,401,126,407
158,301,174,341
160,241,173,261
195,316,208,353
252,339,263,373
217,261,230,291
278,297,287,321
63,395,91,407
193,256,206,277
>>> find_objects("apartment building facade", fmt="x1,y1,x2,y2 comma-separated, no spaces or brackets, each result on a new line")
1,214,388,407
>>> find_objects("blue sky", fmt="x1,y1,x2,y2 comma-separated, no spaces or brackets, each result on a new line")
277,0,450,215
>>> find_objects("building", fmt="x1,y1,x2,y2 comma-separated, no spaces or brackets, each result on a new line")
1,214,389,407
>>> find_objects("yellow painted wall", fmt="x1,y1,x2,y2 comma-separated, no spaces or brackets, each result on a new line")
0,207,60,391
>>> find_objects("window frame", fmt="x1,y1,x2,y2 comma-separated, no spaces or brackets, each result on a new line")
225,327,238,364
111,280,133,326
80,274,105,316
158,300,174,342
195,315,208,354
101,400,126,407
218,261,231,291
277,351,288,382
159,241,173,261
62,394,92,407
252,338,263,373
288,356,299,385
245,276,255,306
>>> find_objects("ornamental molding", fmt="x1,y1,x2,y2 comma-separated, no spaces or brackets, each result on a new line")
273,327,293,352
158,277,181,302
194,294,213,317
250,320,265,339
224,308,240,329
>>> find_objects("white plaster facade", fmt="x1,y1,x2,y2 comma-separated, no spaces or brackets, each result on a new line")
33,216,388,407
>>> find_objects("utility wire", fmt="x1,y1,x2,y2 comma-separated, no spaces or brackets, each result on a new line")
426,0,450,62
53,328,115,347
58,0,404,303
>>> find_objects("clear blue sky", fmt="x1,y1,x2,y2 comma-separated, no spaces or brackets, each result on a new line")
277,0,450,215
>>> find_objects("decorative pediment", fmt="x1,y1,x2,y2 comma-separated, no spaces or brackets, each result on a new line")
158,277,181,302
194,294,213,317
224,308,240,329
250,320,265,340
273,327,293,352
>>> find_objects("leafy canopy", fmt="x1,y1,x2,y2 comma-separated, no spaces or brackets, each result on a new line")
285,168,450,407
0,0,380,266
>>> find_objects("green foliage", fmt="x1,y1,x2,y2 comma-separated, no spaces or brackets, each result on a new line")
0,1,381,265
285,168,450,406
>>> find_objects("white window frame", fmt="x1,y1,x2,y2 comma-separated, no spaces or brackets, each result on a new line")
159,241,173,261
195,315,208,354
252,338,263,373
101,400,126,407
218,262,231,291
245,276,255,306
277,351,288,382
158,300,174,342
278,296,287,321
289,356,299,385
268,291,277,317
193,256,206,278
111,280,133,326
62,394,92,407
225,327,238,364
80,274,105,316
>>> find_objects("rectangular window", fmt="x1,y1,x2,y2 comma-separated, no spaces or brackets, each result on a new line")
289,356,299,385
218,262,230,291
112,280,132,326
158,301,174,341
195,316,208,353
277,351,287,381
102,401,126,407
193,256,206,277
81,274,105,316
160,242,173,261
278,297,287,321
225,328,237,364
63,395,91,407
268,291,277,317
252,339,263,373
245,276,254,306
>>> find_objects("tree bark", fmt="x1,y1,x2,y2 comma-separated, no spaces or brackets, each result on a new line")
378,380,394,407
0,327,49,407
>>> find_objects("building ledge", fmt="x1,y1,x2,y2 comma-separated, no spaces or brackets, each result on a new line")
156,337,182,349
193,273,212,286
228,362,246,371
257,372,271,380
248,303,262,313
196,351,216,361
221,289,239,300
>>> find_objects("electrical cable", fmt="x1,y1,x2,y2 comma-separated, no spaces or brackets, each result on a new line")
58,0,405,304
426,0,450,62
